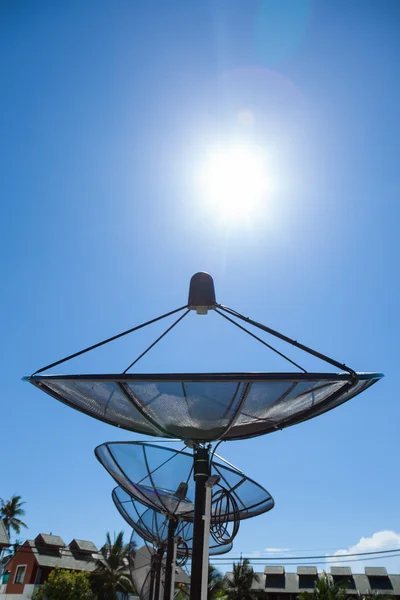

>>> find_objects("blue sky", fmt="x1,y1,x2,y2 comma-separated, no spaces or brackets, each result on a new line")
1,0,399,573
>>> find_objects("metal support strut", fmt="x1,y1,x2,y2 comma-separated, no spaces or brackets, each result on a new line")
164,519,177,600
190,446,211,600
154,548,164,600
149,556,156,600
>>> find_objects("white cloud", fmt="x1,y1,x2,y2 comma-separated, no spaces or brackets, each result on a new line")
326,530,400,574
246,550,263,558
240,548,293,559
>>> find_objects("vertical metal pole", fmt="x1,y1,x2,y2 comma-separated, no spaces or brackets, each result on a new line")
170,537,178,600
200,484,213,600
154,548,163,600
164,519,177,600
190,445,210,600
149,561,156,600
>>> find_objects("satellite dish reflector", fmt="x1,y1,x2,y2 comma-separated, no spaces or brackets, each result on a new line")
131,545,156,600
113,486,233,556
26,274,382,443
131,543,190,600
25,273,383,600
96,442,275,522
28,372,382,441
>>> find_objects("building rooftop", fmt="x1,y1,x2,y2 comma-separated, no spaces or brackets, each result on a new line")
265,566,285,575
27,539,100,571
35,534,65,548
297,566,318,576
226,566,400,596
69,539,98,554
175,566,190,584
14,535,101,572
34,545,98,570
331,567,352,577
366,567,389,577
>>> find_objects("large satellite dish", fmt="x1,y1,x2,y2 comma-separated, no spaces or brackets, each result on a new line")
26,273,383,600
113,486,233,556
97,442,275,522
131,544,158,600
101,441,274,600
26,273,382,442
26,372,380,441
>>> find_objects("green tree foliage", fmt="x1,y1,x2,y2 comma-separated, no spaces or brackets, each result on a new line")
360,591,393,600
90,531,135,600
298,572,347,600
174,583,190,600
208,563,226,600
3,538,22,559
31,568,96,600
0,495,27,537
174,562,226,600
225,558,259,600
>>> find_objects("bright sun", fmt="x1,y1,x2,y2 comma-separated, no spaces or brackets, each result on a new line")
198,143,270,221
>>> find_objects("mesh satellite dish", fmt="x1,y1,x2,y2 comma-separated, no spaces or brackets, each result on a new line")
131,544,158,600
97,442,275,524
114,486,231,600
113,486,233,556
25,273,383,600
26,273,382,442
102,442,273,600
131,543,190,600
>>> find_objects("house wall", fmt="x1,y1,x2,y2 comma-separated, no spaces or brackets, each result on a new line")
3,543,37,595
0,583,37,599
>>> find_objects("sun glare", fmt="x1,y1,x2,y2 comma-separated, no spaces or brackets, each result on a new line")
198,144,271,222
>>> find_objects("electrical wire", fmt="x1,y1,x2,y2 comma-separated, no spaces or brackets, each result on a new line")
210,487,240,545
4,543,400,562
209,546,400,560
207,552,400,567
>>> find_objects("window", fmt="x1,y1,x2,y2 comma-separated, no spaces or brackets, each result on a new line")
14,565,26,584
332,576,356,589
298,575,318,589
1,571,10,584
265,574,286,588
368,576,393,590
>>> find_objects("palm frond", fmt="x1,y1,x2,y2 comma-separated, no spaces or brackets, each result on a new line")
92,531,134,600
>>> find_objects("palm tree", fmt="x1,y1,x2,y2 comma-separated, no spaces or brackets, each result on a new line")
225,558,259,600
3,538,23,558
91,531,135,600
208,563,226,600
298,571,347,600
0,495,27,537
